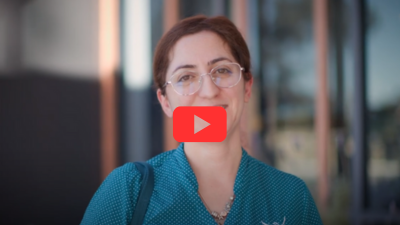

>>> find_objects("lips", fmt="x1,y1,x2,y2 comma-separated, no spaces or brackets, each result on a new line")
197,104,228,109
216,105,228,109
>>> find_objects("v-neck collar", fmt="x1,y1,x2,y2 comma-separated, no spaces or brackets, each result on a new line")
174,143,199,190
173,143,251,224
173,142,251,195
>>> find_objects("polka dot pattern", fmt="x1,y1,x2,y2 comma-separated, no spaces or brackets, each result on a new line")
81,143,322,224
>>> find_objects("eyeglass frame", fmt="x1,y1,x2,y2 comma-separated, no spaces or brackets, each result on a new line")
163,62,245,96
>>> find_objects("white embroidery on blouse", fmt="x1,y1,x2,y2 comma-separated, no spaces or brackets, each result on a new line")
261,216,286,225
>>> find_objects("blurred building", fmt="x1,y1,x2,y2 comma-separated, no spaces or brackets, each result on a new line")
0,0,399,224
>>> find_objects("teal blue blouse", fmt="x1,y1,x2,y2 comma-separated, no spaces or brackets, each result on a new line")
81,143,322,224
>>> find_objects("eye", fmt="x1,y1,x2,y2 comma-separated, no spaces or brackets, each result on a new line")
178,74,195,82
216,68,231,74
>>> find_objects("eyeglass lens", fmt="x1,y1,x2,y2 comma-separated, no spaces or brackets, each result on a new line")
170,63,242,95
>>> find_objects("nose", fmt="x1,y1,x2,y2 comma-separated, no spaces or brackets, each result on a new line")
197,73,219,98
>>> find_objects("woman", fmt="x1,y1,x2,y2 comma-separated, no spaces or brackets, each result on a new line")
81,15,322,225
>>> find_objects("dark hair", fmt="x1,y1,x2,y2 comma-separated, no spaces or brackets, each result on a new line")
153,15,252,95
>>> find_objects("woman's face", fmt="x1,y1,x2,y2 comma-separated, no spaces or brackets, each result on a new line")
157,31,252,136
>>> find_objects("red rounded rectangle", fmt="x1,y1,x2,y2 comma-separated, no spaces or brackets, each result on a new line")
173,106,227,142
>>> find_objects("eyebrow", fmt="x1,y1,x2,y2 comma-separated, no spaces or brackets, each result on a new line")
207,57,232,66
171,57,233,74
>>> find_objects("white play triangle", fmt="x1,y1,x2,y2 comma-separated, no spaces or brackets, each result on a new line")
194,115,210,134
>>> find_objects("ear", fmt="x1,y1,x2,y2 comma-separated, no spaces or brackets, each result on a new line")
157,89,173,118
244,75,253,103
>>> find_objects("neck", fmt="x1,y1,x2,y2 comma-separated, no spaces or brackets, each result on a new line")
184,127,242,186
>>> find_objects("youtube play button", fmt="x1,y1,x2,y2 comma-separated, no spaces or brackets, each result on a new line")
173,106,227,142
194,115,210,134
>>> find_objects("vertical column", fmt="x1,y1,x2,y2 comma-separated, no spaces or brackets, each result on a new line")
99,0,119,179
232,0,248,40
121,0,152,162
163,0,180,151
211,0,225,16
232,0,254,155
313,0,329,209
352,0,368,224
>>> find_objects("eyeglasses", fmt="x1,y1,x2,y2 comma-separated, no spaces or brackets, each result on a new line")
163,62,244,96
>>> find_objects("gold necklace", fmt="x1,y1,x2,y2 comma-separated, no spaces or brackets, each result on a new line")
198,192,236,224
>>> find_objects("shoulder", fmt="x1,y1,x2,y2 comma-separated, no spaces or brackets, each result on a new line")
104,149,177,183
247,155,306,189
81,150,179,224
103,162,142,187
80,164,142,224
249,156,304,185
91,163,143,204
103,149,177,185
245,155,322,224
147,149,177,168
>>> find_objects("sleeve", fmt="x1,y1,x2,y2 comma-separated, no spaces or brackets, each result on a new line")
301,183,323,225
81,164,141,225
